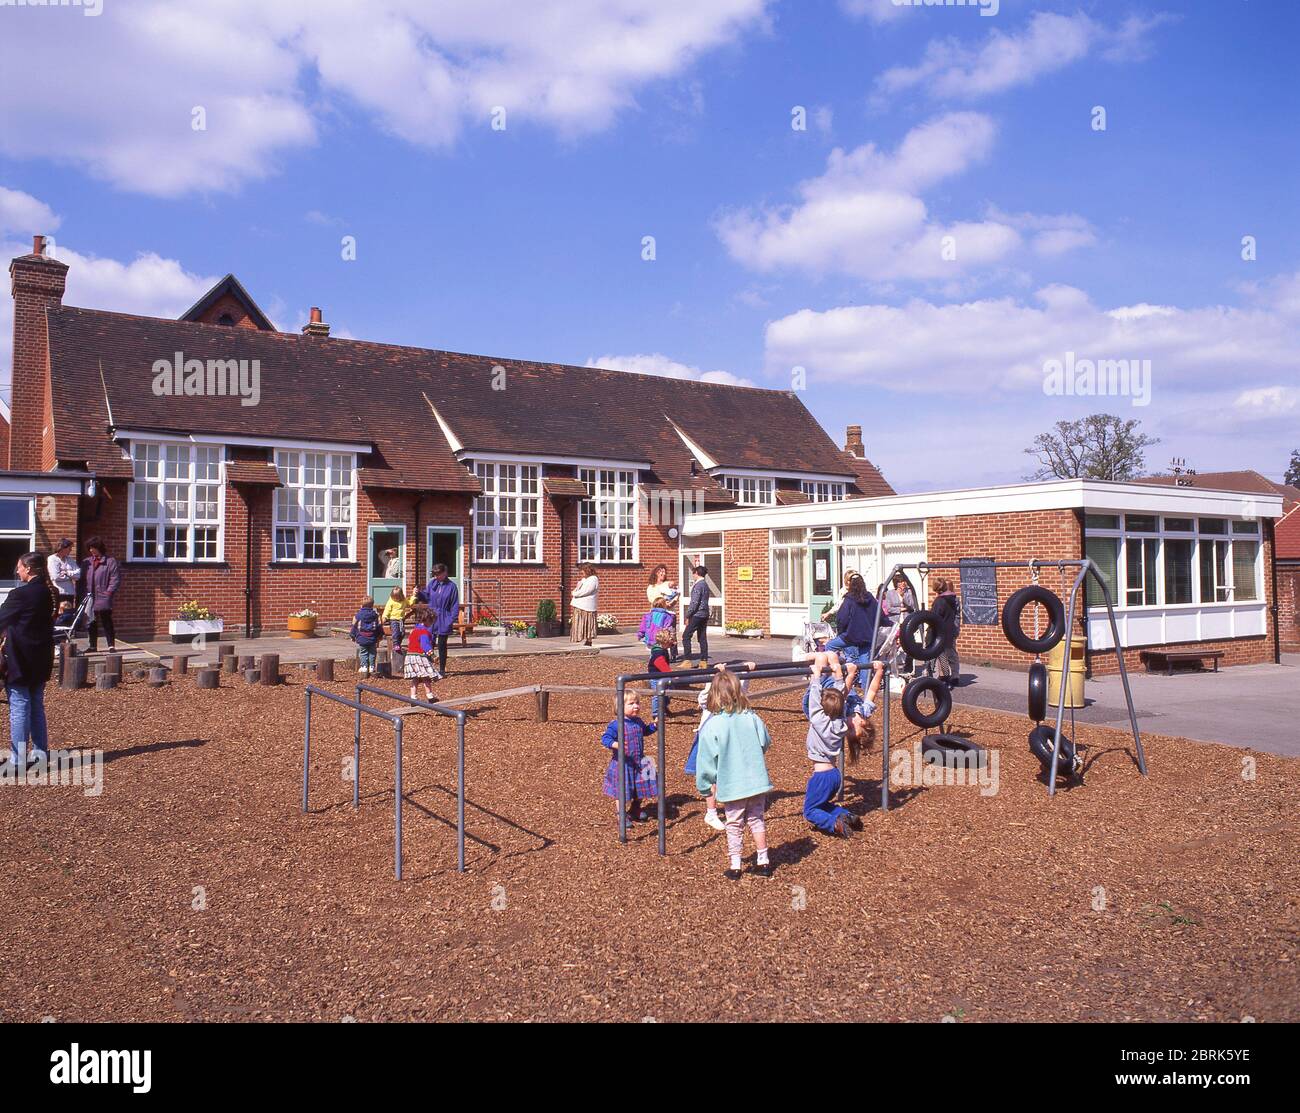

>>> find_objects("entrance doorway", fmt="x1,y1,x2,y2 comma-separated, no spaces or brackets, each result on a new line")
367,524,405,606
680,548,724,629
426,526,464,597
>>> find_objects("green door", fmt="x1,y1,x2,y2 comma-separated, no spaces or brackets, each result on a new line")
810,545,835,622
367,524,406,606
426,526,464,598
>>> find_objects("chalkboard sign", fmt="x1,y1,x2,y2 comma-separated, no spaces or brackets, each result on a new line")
959,558,998,626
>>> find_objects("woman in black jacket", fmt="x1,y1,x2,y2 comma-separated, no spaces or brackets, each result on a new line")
0,552,57,767
930,577,962,688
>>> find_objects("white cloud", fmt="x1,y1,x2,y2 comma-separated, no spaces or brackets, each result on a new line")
1,191,216,397
763,277,1300,397
873,11,1171,102
839,0,907,24
0,0,769,197
0,187,62,239
717,112,1083,281
1234,386,1300,415
586,352,754,387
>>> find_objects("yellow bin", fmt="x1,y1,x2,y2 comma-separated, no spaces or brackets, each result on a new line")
1046,635,1087,708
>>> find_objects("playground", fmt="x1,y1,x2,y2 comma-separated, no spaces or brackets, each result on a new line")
2,647,1296,1023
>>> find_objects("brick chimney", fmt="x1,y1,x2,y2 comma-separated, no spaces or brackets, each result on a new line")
301,306,330,338
9,235,68,471
845,424,864,459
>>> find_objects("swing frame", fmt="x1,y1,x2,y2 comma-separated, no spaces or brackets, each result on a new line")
871,557,1148,801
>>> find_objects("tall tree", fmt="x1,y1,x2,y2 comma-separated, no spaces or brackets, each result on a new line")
1285,449,1300,487
1023,414,1159,482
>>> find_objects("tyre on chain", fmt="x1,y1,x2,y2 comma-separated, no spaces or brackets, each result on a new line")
1028,724,1081,775
1001,585,1066,655
900,609,949,661
1027,661,1048,722
919,732,988,770
901,676,952,729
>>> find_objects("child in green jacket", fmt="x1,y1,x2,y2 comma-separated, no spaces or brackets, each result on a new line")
694,669,774,880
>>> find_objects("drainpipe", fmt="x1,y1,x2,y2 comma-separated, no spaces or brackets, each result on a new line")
559,496,568,633
1075,507,1092,679
244,487,254,638
414,494,422,590
1267,518,1281,664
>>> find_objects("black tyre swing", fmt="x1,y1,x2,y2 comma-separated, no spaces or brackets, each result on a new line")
899,610,949,661
1001,585,1066,655
901,676,951,729
1027,661,1048,722
1028,724,1081,776
921,732,988,769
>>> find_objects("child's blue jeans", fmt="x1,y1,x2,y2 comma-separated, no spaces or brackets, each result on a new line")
804,767,851,833
359,646,377,671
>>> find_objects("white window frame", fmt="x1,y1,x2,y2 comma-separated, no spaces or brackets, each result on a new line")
128,441,225,563
800,480,847,503
769,528,809,607
1084,513,1262,610
578,467,638,564
273,449,357,564
720,474,776,506
472,460,542,564
0,497,35,591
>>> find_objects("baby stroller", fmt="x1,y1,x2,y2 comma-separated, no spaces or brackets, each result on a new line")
53,593,93,663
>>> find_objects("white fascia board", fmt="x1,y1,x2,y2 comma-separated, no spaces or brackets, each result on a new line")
712,467,856,483
666,419,718,471
681,478,1284,536
426,401,463,454
113,429,372,454
459,451,648,470
0,474,88,496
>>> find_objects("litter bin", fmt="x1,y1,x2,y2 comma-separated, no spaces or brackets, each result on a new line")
1046,635,1087,708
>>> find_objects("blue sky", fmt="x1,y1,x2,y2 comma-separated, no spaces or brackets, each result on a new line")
2,0,1297,489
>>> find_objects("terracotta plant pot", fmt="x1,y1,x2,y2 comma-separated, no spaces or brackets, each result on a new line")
287,615,317,639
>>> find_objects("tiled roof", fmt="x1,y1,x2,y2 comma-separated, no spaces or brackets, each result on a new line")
1133,470,1300,507
842,452,896,498
542,477,588,498
225,459,281,486
45,304,884,498
1275,506,1300,561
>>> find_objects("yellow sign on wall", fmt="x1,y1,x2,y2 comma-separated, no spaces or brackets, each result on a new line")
737,566,753,581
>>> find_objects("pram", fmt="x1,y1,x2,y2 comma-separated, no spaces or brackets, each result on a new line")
53,593,93,659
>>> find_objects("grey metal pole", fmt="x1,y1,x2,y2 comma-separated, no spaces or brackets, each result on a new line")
616,678,627,843
353,698,361,810
457,712,467,873
1048,566,1089,796
302,688,312,812
656,678,667,857
1087,561,1148,775
394,719,404,880
881,662,891,812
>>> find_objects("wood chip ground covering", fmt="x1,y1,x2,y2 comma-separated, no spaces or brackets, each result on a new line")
2,655,1296,1022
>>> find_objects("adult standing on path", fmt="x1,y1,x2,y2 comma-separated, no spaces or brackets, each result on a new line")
80,536,120,653
931,577,962,687
47,538,79,605
0,552,57,768
570,563,599,645
682,564,712,668
423,562,459,677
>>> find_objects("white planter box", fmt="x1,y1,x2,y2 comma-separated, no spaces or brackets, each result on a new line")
727,628,765,639
169,618,224,643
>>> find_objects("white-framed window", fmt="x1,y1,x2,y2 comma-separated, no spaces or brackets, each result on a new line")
129,441,224,562
0,497,35,590
578,467,637,563
721,474,775,506
1084,513,1261,609
800,480,848,503
473,461,541,563
769,528,808,607
273,449,355,563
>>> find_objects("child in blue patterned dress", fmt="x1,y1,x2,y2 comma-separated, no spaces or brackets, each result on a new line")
600,691,658,823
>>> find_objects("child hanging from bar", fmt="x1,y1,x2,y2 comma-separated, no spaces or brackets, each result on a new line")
684,661,758,832
599,690,658,824
802,656,873,838
694,668,774,879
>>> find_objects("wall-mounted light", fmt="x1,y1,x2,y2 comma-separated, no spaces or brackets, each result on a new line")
668,527,679,540
84,478,97,498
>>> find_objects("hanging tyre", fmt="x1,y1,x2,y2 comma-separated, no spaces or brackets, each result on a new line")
1028,724,1082,775
1002,585,1066,654
901,676,952,729
900,609,949,661
1027,661,1048,722
920,733,988,770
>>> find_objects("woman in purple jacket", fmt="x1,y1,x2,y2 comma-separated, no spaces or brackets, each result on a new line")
422,563,459,676
80,536,121,653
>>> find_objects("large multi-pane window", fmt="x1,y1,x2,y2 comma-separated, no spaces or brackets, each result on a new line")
1085,513,1261,609
273,450,354,562
721,474,775,506
473,461,541,562
129,442,223,562
800,481,848,503
770,528,808,606
578,468,637,562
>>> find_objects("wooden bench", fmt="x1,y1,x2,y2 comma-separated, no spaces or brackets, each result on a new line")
1140,649,1224,675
